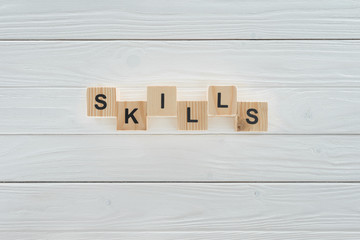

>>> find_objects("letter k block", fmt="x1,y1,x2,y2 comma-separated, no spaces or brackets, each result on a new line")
116,101,147,130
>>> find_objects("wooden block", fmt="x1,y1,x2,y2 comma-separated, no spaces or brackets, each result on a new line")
87,87,116,117
177,101,208,130
116,101,147,130
147,86,177,116
208,86,237,116
236,102,268,132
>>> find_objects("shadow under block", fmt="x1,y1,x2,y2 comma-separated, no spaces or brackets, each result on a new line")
147,86,177,116
177,101,208,130
236,102,268,132
116,101,147,130
208,86,237,116
87,87,116,117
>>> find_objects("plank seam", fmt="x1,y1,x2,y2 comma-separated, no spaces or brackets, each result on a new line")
0,133,359,136
1,230,360,233
2,38,360,41
1,181,360,184
2,86,360,89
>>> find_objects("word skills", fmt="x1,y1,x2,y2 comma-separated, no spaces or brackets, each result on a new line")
86,86,268,131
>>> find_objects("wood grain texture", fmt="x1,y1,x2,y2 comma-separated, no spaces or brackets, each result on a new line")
177,101,208,131
0,183,360,231
236,102,268,132
1,41,360,87
0,0,360,39
0,135,359,181
116,101,147,130
0,88,359,134
87,87,116,117
147,86,177,116
208,86,237,116
2,231,360,240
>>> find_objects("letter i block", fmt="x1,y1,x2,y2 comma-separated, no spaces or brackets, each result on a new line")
87,87,116,117
147,86,177,116
177,101,208,130
236,102,268,132
116,101,147,130
208,86,237,116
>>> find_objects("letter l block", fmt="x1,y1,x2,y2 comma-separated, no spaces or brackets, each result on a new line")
208,86,237,116
177,101,208,130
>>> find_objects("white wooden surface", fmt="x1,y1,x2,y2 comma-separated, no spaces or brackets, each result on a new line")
0,0,360,39
1,41,360,87
1,0,359,239
1,184,360,231
1,135,359,181
3,232,360,240
0,183,360,232
1,88,360,134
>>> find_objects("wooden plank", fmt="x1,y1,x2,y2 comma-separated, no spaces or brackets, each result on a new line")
0,0,359,39
0,183,359,231
0,135,359,181
1,40,360,87
2,231,360,240
0,88,359,134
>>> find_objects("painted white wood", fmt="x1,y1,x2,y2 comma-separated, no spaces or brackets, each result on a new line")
1,41,360,87
0,0,359,237
0,0,359,39
2,231,360,240
1,183,360,231
0,87,359,134
1,135,359,181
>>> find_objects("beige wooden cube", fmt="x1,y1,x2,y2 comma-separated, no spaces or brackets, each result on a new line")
147,86,177,116
87,87,116,117
208,86,237,116
177,101,208,130
236,102,268,132
116,101,147,130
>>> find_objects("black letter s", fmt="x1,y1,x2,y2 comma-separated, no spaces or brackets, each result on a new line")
95,94,107,110
246,108,258,124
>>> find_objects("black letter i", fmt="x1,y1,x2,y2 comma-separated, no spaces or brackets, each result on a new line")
161,93,165,109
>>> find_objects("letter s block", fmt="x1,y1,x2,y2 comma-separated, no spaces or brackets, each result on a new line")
87,87,116,117
177,101,208,130
236,102,268,132
116,101,147,130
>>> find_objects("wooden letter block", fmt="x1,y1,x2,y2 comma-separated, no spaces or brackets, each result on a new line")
177,101,208,130
208,86,237,116
87,87,116,117
236,102,268,132
147,86,177,116
116,101,147,130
